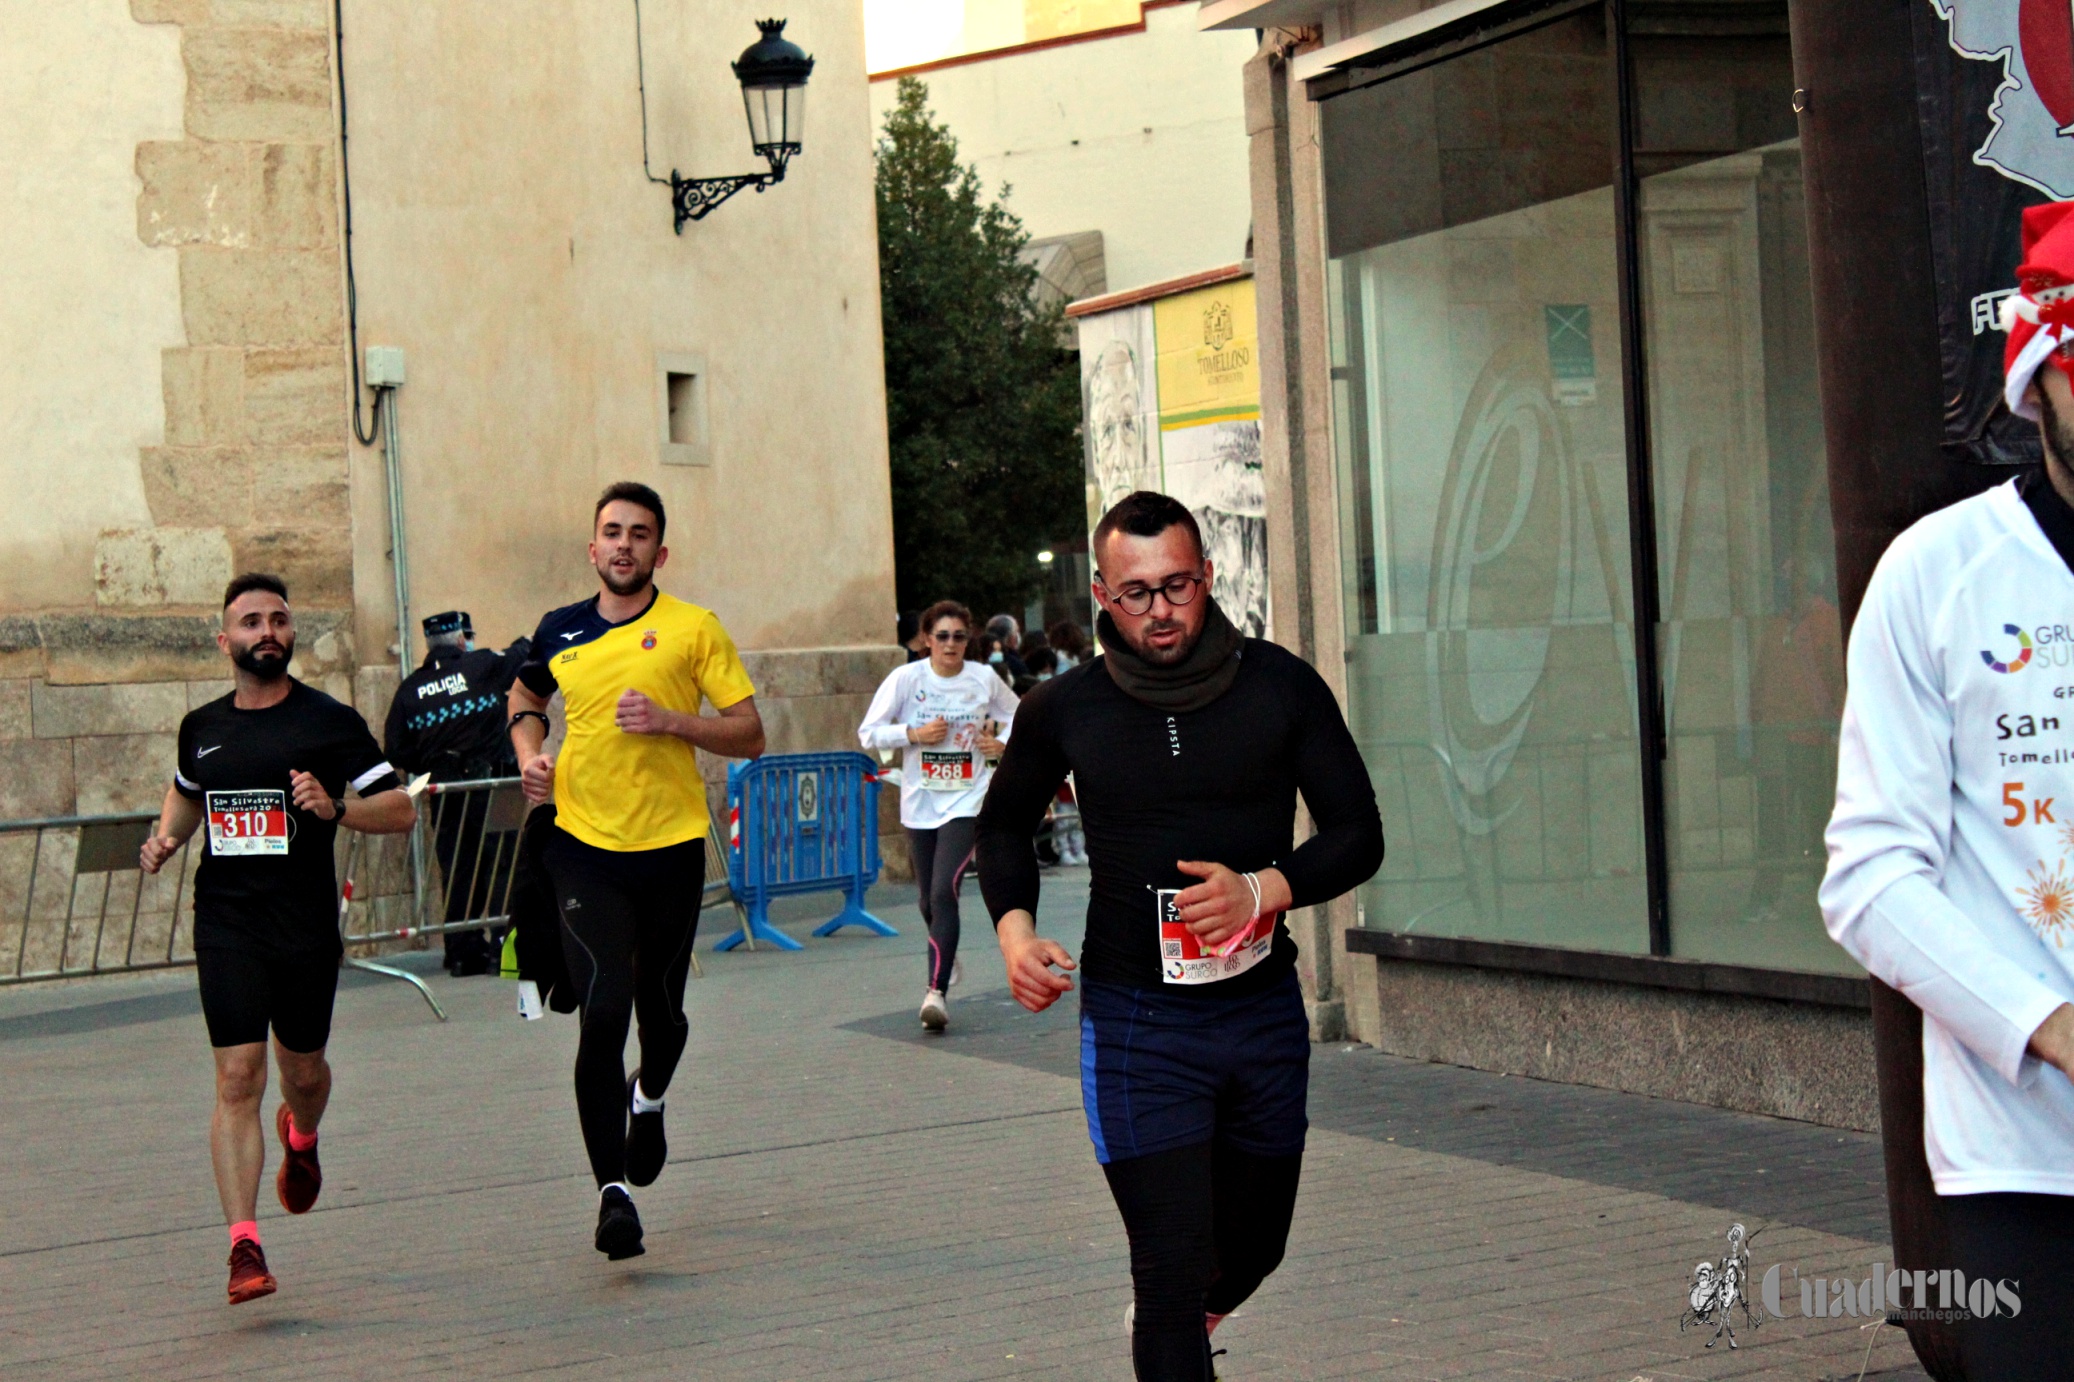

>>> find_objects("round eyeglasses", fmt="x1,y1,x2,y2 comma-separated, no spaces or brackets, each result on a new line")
1101,574,1205,617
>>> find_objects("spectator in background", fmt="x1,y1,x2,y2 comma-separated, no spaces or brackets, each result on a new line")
1025,648,1058,681
898,610,925,663
1021,626,1051,666
971,629,999,680
986,614,1030,681
1048,619,1089,672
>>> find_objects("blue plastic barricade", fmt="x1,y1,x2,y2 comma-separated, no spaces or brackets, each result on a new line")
712,751,898,951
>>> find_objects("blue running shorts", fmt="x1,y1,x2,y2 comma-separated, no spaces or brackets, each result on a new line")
1078,968,1310,1165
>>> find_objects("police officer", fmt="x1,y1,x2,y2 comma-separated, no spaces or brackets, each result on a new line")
385,611,531,975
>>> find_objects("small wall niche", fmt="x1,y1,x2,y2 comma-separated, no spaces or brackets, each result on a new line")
656,352,710,466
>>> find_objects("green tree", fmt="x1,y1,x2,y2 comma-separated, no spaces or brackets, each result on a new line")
875,76,1083,622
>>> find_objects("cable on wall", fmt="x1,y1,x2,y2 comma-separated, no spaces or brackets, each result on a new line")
634,0,672,186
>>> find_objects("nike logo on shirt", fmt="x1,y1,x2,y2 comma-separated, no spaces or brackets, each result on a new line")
197,746,222,757
560,631,583,641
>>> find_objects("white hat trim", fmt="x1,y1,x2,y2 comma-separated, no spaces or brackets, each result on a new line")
2007,321,2069,421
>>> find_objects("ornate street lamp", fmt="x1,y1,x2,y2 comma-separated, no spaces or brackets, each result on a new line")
648,17,814,232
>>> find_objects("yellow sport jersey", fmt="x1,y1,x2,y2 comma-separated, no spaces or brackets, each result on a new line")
517,590,755,852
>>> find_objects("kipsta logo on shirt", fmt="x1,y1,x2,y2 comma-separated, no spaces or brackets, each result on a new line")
641,630,658,651
1982,623,2034,673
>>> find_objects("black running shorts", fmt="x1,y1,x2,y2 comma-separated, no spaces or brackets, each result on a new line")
195,947,340,1052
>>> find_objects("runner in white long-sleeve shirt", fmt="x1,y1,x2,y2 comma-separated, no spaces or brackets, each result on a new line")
859,599,1019,1030
1821,201,2074,1379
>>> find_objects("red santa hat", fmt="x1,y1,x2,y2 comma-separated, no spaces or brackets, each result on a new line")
2001,200,2074,420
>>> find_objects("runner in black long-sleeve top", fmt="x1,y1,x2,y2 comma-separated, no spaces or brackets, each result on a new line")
976,492,1383,1382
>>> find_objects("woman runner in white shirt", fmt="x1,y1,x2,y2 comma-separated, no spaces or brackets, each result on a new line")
859,600,1021,1030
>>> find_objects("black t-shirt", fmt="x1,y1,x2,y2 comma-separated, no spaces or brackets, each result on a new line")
175,680,401,956
975,640,1385,995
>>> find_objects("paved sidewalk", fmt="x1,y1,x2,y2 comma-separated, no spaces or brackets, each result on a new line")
0,869,1928,1380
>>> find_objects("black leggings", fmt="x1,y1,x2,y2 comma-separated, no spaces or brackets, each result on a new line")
906,816,976,993
1944,1191,2074,1380
543,828,705,1187
1103,1140,1304,1381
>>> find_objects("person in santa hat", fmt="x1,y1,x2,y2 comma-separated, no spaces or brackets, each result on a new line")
1821,200,2074,1378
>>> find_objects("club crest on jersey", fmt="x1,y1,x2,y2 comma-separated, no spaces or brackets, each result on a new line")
641,630,658,651
1983,623,2035,673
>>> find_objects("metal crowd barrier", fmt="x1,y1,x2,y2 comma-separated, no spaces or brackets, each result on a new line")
338,776,732,1018
337,775,535,1019
0,811,196,985
713,750,895,951
0,774,754,999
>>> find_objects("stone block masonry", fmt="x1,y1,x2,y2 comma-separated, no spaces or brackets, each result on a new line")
114,0,353,646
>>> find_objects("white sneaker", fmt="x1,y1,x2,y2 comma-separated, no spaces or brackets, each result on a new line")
919,988,948,1032
949,957,964,989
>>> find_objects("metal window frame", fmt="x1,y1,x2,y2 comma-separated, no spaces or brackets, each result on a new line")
1297,0,1600,98
1306,0,1786,965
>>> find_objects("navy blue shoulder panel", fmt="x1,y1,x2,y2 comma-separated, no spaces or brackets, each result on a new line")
516,597,606,696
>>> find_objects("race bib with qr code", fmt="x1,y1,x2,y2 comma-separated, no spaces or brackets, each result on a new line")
205,790,290,856
918,749,976,791
1155,888,1275,985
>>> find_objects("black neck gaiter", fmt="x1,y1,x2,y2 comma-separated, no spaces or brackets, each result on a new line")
1094,597,1245,713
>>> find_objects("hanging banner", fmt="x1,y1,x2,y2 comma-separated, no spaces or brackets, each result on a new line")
1072,272,1269,639
1153,281,1268,638
1914,0,2074,465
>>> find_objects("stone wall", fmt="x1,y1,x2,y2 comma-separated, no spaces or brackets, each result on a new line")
128,0,353,616
0,608,356,821
0,1,360,826
1357,956,1880,1131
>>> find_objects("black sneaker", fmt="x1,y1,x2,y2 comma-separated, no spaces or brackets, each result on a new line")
625,1071,667,1188
595,1185,645,1260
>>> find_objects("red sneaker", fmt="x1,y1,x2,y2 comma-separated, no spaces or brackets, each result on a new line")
275,1103,321,1214
227,1238,277,1304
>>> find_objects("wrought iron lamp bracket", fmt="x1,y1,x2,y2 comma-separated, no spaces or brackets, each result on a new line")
669,145,798,232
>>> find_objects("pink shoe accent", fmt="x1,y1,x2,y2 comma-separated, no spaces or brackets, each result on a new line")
229,1220,261,1246
286,1116,318,1152
1206,1312,1227,1336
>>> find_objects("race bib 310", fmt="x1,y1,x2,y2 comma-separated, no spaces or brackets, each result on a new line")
205,790,290,856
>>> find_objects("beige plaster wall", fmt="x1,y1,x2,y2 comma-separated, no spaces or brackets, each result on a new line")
341,0,897,660
0,1,186,610
868,3,1256,295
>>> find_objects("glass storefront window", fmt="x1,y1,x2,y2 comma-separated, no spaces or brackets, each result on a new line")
1323,9,1652,954
1632,27,1849,971
1321,3,1853,973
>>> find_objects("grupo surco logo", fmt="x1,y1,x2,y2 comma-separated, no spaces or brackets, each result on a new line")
1680,1222,2022,1352
1982,622,2035,672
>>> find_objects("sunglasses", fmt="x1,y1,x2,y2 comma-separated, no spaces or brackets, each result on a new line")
931,629,970,643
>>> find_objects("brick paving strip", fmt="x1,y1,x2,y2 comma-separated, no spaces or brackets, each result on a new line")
0,872,1926,1380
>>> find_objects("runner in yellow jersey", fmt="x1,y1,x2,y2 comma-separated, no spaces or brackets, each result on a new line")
507,481,765,1259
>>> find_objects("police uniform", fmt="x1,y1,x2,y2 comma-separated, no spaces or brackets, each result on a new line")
384,613,530,973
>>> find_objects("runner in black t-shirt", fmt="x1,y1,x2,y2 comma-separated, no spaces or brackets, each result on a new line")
140,574,416,1305
976,493,1383,1382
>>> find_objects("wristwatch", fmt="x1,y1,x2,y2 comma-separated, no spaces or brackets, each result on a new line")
330,796,347,820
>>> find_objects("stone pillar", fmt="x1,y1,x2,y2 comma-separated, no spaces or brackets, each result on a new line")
1245,28,1355,1041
